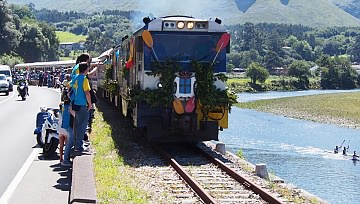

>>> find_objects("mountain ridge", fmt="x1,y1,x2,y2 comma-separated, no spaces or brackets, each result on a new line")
7,0,360,27
330,0,360,19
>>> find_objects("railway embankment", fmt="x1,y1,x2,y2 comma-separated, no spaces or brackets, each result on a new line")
88,98,328,203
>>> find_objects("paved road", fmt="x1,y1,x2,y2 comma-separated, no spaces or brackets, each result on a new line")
0,86,70,203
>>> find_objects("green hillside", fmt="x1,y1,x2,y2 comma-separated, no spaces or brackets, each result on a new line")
226,0,360,27
7,0,360,27
56,31,87,43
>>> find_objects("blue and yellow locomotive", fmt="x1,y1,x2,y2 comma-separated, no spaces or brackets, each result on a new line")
99,15,233,142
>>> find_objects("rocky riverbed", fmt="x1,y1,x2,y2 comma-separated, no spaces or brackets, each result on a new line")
256,106,360,129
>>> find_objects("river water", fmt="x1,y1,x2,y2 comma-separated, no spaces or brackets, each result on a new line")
219,90,360,204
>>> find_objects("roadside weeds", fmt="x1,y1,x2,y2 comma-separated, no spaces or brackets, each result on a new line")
91,99,148,204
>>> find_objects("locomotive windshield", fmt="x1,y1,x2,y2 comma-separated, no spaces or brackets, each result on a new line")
144,33,226,72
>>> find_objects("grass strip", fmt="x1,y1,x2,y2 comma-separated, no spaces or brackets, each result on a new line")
91,100,148,204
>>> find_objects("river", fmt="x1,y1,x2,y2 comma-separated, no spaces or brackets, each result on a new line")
219,89,360,204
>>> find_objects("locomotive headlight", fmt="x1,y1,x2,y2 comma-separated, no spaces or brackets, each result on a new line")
177,21,185,29
187,22,194,29
157,82,163,88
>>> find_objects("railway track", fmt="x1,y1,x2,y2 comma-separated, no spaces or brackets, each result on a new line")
152,142,286,204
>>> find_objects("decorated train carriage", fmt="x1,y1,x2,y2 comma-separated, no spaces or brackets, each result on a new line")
105,15,234,141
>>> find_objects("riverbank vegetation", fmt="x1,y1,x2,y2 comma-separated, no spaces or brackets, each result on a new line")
236,92,360,129
226,53,360,93
226,74,321,93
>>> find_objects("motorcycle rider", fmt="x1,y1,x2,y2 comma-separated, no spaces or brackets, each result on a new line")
17,76,29,96
62,74,71,88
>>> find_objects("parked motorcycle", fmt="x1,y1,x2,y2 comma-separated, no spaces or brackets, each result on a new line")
17,81,28,100
33,107,60,158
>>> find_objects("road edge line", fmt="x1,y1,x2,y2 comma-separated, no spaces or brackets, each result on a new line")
0,148,41,204
0,90,16,105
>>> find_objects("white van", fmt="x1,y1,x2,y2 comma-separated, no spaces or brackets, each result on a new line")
0,65,13,91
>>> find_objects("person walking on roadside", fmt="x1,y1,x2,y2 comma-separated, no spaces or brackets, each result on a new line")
38,72,43,87
58,102,74,166
70,62,92,152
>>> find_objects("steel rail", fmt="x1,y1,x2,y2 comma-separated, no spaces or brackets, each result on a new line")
152,143,217,204
197,145,286,204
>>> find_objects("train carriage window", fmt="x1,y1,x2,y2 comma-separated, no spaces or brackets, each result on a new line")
136,36,143,51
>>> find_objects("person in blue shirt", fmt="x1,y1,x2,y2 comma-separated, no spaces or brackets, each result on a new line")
71,53,91,79
70,62,92,152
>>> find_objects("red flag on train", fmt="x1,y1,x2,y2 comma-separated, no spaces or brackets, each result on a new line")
216,33,230,52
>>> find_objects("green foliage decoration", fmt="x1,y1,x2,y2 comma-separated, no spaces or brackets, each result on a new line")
129,61,179,107
104,80,119,95
105,65,113,79
103,65,119,95
128,61,237,109
193,61,237,108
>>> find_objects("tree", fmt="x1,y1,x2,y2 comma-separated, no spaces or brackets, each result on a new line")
292,40,313,61
239,49,261,69
16,24,47,62
316,55,332,68
241,22,256,51
266,31,282,53
321,66,340,89
246,62,269,85
332,56,357,89
84,27,101,51
38,22,59,61
350,35,360,62
0,1,22,55
10,4,35,20
0,54,23,67
227,52,241,67
340,66,358,89
322,40,341,56
264,50,282,71
288,60,311,89
226,63,235,73
285,35,298,47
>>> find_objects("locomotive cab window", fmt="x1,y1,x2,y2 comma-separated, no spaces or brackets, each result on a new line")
144,33,226,73
179,78,191,94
